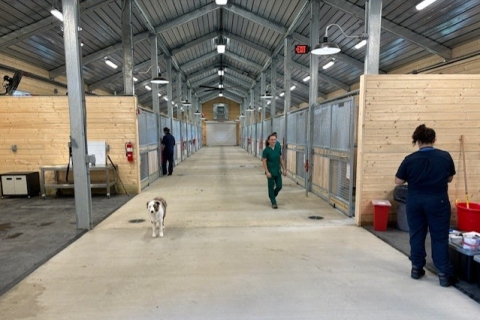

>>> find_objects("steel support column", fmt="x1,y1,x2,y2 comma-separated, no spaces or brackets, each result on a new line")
176,71,183,161
364,0,382,74
63,0,92,230
270,58,277,128
122,0,134,95
151,36,160,115
306,0,320,195
261,72,266,151
283,37,293,168
167,58,173,140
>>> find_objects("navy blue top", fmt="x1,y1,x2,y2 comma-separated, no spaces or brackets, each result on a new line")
396,147,455,194
161,133,176,153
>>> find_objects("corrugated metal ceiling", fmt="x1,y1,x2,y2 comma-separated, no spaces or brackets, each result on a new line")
1,0,479,112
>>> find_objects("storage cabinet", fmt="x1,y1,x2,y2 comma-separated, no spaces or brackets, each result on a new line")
0,172,40,198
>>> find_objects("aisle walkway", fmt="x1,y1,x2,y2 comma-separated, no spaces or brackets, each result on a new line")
1,147,478,319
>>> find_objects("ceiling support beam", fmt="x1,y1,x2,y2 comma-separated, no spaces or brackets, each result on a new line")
134,0,181,75
224,31,273,57
89,59,152,91
154,3,218,34
0,0,116,51
255,0,310,79
224,52,263,71
284,57,350,91
321,0,452,59
171,32,217,56
293,32,373,73
50,32,151,78
225,4,287,34
181,51,218,71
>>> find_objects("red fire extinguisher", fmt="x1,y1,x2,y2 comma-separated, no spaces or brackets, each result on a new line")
125,141,134,162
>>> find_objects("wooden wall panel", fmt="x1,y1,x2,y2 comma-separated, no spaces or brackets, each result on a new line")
355,75,480,226
0,96,140,195
312,153,329,190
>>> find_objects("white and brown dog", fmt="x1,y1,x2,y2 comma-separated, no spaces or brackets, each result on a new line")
146,197,167,238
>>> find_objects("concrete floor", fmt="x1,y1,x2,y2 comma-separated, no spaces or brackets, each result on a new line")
1,146,479,319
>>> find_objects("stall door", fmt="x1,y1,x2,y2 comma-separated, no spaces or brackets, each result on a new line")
206,121,237,146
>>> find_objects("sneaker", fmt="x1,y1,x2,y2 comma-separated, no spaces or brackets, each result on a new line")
411,267,425,280
438,274,457,287
272,204,278,209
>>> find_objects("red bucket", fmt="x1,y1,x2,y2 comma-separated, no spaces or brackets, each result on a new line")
456,201,480,232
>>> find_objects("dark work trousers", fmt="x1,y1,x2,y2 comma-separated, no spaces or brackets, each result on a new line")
162,150,174,175
267,174,282,205
406,192,453,275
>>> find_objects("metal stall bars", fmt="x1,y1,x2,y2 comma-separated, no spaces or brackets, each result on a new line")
311,96,356,217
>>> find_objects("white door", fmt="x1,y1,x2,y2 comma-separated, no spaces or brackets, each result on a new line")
206,121,237,146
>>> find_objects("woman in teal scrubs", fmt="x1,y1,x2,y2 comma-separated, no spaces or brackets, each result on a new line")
262,133,286,209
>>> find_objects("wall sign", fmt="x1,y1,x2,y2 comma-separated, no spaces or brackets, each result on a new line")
294,45,310,54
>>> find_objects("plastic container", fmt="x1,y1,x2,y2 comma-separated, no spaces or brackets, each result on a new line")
448,242,479,283
474,255,480,288
372,200,391,231
393,185,408,232
456,201,480,232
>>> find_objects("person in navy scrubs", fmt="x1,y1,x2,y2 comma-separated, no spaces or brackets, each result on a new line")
395,124,456,287
161,127,176,176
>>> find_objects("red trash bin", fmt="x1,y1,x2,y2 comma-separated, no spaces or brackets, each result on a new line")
372,200,391,231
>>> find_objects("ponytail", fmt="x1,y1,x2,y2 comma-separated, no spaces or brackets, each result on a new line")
412,124,436,146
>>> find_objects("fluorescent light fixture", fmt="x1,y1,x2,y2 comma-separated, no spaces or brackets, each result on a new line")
416,0,437,10
215,0,228,5
303,75,310,82
219,84,224,89
354,39,367,49
219,92,223,97
158,93,162,97
164,97,168,101
279,92,285,97
217,36,226,53
217,44,226,54
218,69,224,76
51,8,64,21
182,99,192,107
322,61,335,70
267,100,271,105
145,85,151,91
105,58,118,69
290,85,296,91
133,77,138,82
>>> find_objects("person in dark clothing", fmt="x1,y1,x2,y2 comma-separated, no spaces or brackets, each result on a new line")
161,127,176,176
395,124,456,287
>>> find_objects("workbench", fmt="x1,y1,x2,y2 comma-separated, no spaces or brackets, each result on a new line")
39,164,117,199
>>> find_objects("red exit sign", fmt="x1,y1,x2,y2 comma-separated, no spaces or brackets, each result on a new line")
295,45,310,54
